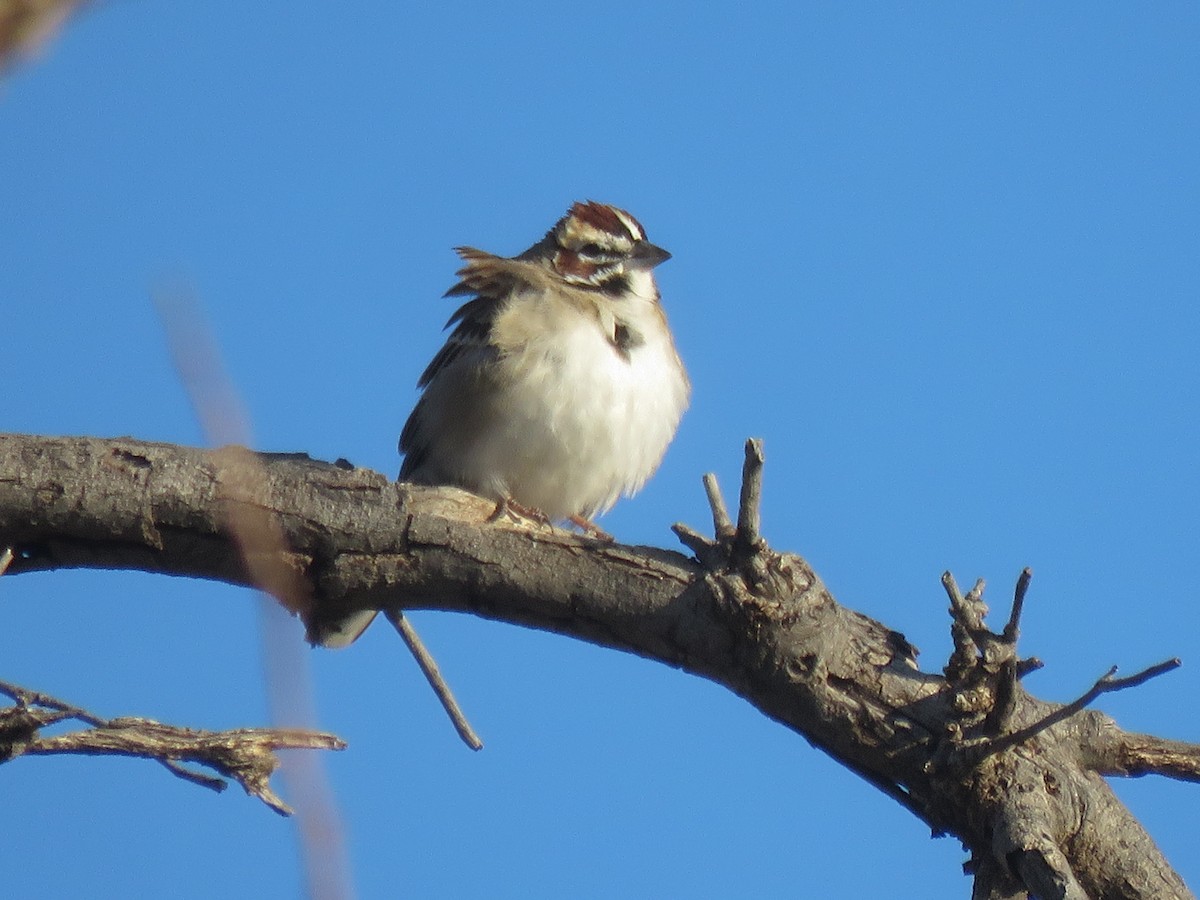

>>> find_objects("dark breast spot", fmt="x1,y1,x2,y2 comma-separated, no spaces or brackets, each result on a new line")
611,322,643,360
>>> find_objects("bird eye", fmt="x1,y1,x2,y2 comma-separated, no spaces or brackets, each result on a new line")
578,242,604,257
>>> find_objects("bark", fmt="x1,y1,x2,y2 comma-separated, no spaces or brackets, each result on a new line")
0,678,344,815
1,432,1197,899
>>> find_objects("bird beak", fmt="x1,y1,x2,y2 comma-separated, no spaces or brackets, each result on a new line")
629,241,672,270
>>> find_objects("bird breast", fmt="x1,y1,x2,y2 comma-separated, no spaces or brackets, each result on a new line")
465,283,689,519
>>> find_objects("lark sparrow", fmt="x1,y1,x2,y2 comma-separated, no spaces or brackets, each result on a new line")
401,200,690,524
313,202,688,647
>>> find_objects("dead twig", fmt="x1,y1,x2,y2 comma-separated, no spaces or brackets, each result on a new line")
977,659,1182,759
155,286,354,897
1002,567,1033,642
385,610,483,751
0,679,345,815
734,438,764,553
703,472,733,539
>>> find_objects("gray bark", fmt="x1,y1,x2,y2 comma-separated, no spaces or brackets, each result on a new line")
1,432,1196,899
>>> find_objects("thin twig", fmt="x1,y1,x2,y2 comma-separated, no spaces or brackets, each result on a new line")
0,679,345,816
0,679,96,722
942,571,978,680
943,573,990,642
1003,567,1033,642
1016,657,1044,678
385,609,483,751
671,523,714,560
978,658,1182,758
942,571,965,613
966,578,985,606
735,438,765,550
984,570,1035,735
702,473,733,538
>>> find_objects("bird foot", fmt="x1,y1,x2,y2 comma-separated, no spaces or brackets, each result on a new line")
485,500,613,542
568,514,614,543
488,497,552,529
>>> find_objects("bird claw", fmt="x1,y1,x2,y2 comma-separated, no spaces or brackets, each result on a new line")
488,497,551,529
486,500,613,542
569,515,614,543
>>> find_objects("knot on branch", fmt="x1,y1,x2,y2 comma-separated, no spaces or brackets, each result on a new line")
936,570,1179,769
671,439,799,620
932,569,1185,896
939,569,1039,745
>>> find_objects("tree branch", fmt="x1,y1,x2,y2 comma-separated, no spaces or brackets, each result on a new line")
1,432,1195,898
0,679,345,815
977,659,1181,760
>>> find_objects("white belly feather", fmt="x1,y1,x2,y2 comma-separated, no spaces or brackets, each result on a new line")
416,278,688,520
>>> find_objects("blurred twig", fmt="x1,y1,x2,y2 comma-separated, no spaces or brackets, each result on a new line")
0,0,88,70
155,286,356,900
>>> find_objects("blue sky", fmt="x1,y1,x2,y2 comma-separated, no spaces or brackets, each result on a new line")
3,2,1198,896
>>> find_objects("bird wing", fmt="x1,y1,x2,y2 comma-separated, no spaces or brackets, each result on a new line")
399,248,547,477
414,247,543,388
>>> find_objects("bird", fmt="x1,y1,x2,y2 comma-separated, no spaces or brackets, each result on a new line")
399,200,689,527
313,201,688,648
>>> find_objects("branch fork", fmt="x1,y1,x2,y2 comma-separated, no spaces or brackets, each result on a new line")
673,438,780,591
936,568,1186,897
0,679,345,816
939,569,1178,759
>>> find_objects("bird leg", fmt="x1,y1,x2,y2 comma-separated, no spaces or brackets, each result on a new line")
568,514,614,543
485,499,613,542
488,496,551,529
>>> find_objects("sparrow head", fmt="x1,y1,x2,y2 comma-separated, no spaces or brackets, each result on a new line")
538,201,671,292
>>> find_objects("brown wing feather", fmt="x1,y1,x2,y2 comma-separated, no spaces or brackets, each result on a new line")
400,248,541,476
414,248,516,387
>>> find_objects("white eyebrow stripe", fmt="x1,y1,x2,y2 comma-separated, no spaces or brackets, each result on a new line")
611,208,644,242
